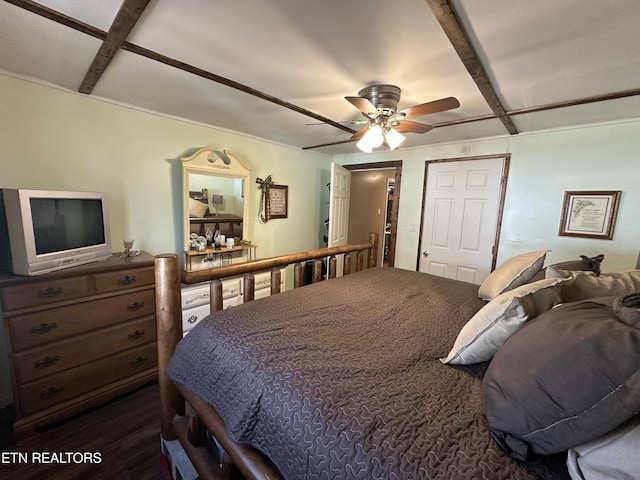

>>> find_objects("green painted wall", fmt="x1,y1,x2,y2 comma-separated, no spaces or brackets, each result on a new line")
1,71,639,406
336,121,640,273
0,73,331,405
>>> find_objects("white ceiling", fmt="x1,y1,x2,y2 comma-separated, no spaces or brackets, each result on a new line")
1,0,639,156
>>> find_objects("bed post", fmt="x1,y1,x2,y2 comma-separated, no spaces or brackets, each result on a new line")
344,252,352,275
155,254,185,440
244,273,255,302
369,232,379,268
328,255,337,279
270,267,282,295
210,279,224,313
293,262,303,288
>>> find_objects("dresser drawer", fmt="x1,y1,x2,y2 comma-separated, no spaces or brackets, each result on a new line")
254,271,273,292
0,276,92,312
14,315,157,384
93,266,154,294
182,304,209,333
181,278,241,309
248,270,286,300
18,342,157,416
9,288,156,351
182,294,241,334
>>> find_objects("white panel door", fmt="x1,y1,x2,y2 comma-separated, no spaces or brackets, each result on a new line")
328,163,351,277
328,163,350,247
419,157,505,284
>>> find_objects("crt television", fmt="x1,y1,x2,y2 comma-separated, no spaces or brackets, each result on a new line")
0,189,112,276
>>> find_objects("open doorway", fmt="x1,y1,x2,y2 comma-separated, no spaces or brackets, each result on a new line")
344,161,402,267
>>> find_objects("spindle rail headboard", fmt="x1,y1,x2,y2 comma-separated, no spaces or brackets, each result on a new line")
154,233,379,479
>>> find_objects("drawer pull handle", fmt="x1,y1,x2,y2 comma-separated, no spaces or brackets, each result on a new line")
35,355,60,369
128,329,146,340
31,322,58,334
126,301,145,311
130,356,148,367
187,315,198,324
37,287,64,298
40,386,63,400
118,275,137,285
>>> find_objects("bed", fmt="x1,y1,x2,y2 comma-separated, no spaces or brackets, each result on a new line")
155,236,640,480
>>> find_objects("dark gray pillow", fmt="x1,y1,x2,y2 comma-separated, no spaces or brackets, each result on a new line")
613,292,640,327
482,297,640,460
529,254,604,282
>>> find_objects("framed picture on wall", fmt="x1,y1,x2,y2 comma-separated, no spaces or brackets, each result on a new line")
558,190,621,240
268,185,288,219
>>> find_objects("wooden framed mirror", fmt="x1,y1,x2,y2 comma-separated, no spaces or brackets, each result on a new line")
181,147,251,270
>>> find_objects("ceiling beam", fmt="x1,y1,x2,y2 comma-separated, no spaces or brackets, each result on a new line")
507,87,640,116
3,0,105,39
79,0,151,94
122,42,358,135
9,0,640,150
6,0,357,135
431,86,640,128
303,86,640,149
425,0,519,135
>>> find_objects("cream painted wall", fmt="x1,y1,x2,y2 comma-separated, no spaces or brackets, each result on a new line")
0,73,332,405
335,120,640,274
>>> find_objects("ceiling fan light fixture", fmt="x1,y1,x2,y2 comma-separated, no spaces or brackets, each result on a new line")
356,125,384,152
346,85,459,153
385,128,406,150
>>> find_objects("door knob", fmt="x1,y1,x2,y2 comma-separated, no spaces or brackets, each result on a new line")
422,250,430,258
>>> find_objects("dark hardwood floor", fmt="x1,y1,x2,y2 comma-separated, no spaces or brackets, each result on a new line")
0,381,166,480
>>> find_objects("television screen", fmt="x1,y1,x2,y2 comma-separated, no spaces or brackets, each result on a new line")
30,198,106,255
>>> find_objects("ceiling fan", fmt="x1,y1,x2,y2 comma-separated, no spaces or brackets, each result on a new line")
345,85,460,152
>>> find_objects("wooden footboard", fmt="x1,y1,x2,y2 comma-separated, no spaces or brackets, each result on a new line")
154,233,378,480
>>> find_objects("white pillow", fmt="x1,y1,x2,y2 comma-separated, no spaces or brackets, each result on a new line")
478,250,548,300
441,277,564,365
188,197,209,218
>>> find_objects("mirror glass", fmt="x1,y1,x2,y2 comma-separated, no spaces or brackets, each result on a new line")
181,148,251,260
187,174,245,239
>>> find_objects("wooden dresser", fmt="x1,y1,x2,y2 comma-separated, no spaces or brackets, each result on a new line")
180,269,286,335
0,252,157,438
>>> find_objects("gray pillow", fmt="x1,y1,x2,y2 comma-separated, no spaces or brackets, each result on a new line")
528,254,604,282
483,297,640,460
613,292,640,327
546,267,640,302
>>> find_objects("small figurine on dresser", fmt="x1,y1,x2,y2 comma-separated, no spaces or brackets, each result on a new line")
121,239,140,257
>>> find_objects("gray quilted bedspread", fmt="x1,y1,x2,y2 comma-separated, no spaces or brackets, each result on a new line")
167,267,570,479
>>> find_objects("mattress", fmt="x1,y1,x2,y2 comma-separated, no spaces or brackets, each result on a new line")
167,267,570,479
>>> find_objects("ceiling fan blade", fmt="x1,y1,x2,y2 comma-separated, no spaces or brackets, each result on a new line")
350,125,370,140
306,119,368,126
345,96,378,115
395,120,434,134
399,97,460,119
